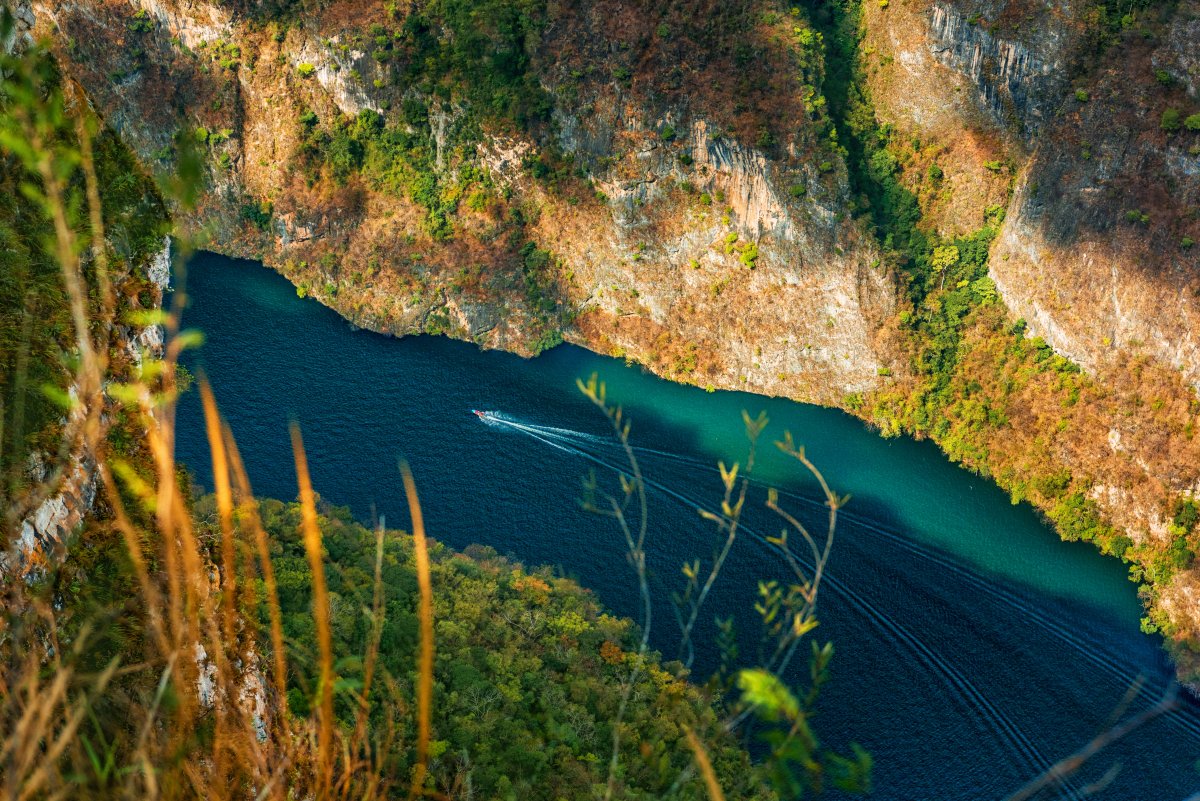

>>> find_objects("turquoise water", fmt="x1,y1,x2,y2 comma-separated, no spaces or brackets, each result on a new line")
177,252,1200,798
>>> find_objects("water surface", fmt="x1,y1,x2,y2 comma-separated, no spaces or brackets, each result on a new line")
177,252,1200,799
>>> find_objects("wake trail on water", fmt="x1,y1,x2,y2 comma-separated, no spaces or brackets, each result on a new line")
480,412,611,444
488,415,1200,740
482,414,1074,783
494,418,1105,660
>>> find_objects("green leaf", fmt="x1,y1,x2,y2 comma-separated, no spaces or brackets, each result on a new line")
41,383,77,411
737,668,799,721
174,328,206,350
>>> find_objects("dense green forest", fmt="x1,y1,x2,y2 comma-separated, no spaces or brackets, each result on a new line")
215,496,775,800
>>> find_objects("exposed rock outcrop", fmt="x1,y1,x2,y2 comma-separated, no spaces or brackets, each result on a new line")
32,0,899,404
8,237,171,571
2,0,35,55
927,2,1066,141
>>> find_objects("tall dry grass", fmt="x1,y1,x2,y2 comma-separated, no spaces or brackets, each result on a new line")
4,281,433,798
0,43,436,798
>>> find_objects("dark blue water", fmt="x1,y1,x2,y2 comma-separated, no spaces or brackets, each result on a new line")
176,252,1200,798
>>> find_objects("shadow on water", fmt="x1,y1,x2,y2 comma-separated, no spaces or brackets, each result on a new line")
176,252,1200,799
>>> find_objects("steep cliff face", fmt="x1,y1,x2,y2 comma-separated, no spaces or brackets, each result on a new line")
867,0,1200,382
862,0,1200,678
989,2,1200,389
31,0,1200,681
34,0,898,405
1,1,171,573
926,1,1067,141
870,0,1199,394
8,237,170,574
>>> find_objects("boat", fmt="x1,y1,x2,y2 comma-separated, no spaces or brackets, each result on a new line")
472,409,486,419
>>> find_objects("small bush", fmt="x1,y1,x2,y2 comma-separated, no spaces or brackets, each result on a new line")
1173,498,1200,533
239,201,273,231
127,9,154,33
297,62,316,78
661,124,676,141
739,241,759,269
1161,108,1182,132
931,245,960,272
465,189,490,212
1185,113,1200,131
1074,89,1089,102
868,149,897,180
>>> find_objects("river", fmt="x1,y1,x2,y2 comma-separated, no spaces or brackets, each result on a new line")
176,251,1200,798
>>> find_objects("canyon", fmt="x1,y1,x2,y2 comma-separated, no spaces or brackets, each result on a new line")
24,0,1200,683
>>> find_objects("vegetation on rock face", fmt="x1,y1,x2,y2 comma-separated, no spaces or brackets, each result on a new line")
0,127,71,501
276,0,575,350
0,40,168,513
800,0,1200,680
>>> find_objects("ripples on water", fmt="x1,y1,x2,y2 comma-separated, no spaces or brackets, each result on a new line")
177,253,1200,799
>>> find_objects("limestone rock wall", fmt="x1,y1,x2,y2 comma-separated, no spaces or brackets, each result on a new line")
927,2,1067,141
33,0,899,405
